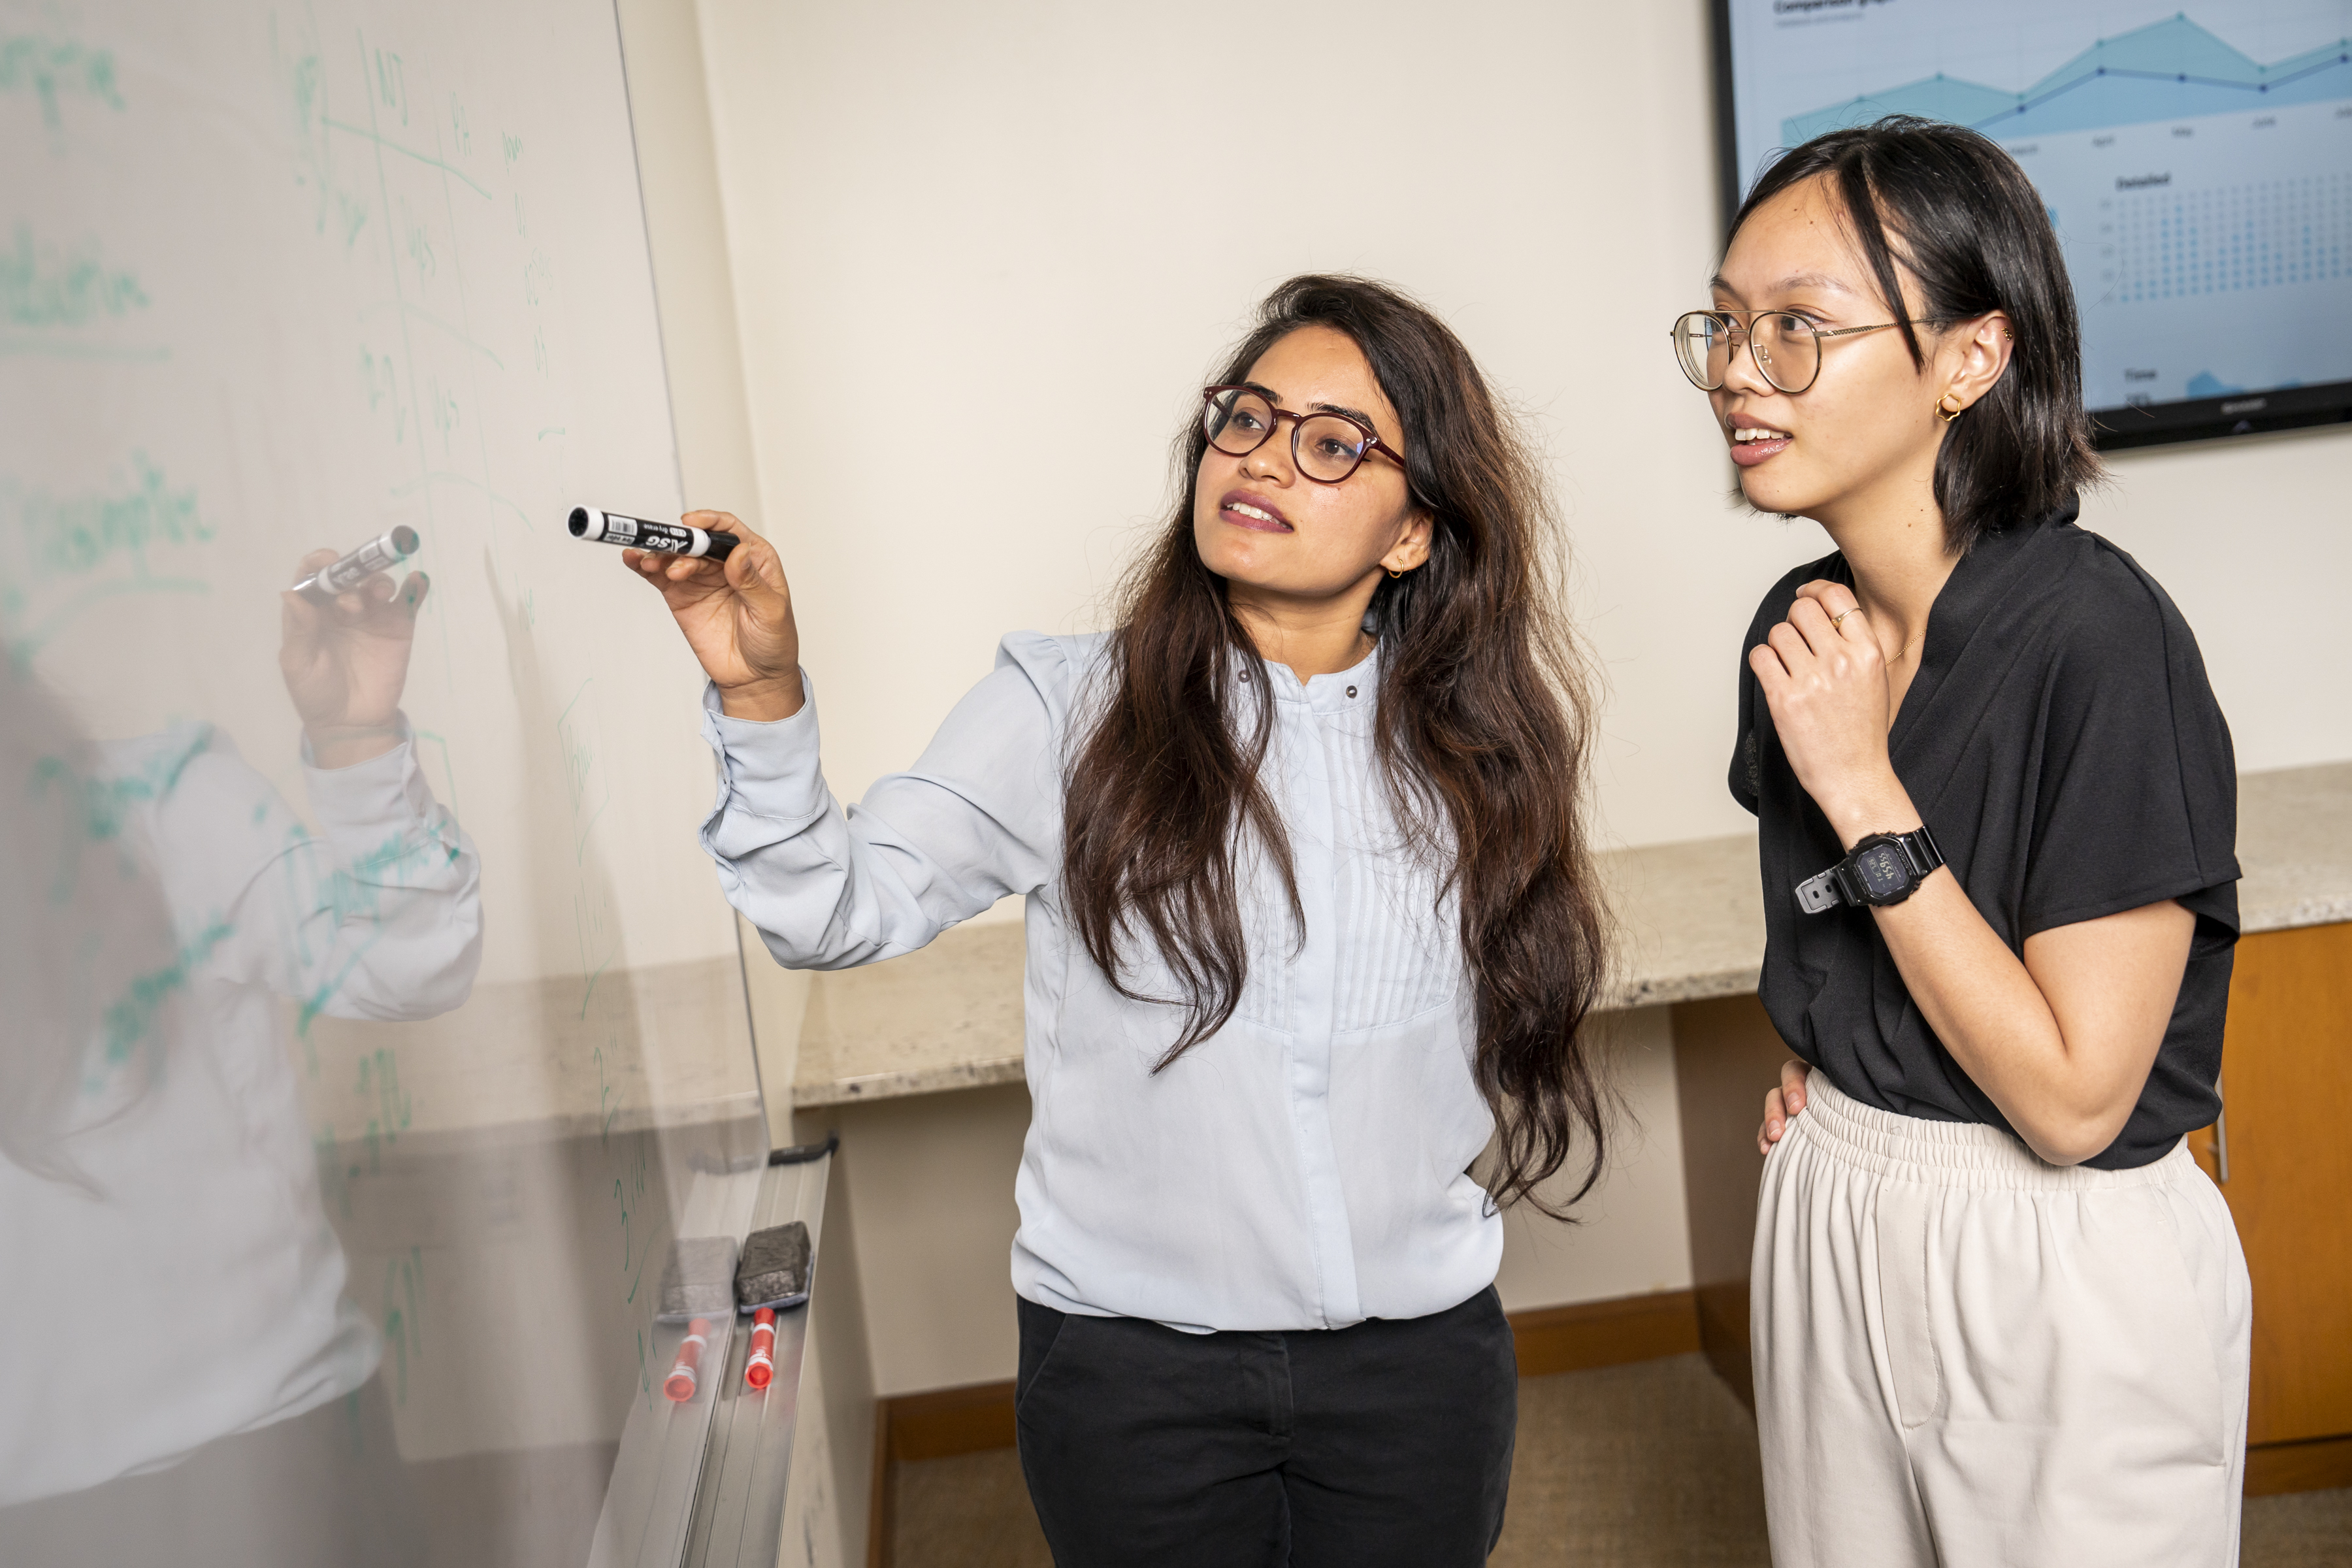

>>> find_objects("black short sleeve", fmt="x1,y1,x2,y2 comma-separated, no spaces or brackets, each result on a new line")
2018,544,2239,939
1731,647,1762,816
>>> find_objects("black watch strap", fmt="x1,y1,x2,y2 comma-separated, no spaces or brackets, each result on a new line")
1795,824,1944,914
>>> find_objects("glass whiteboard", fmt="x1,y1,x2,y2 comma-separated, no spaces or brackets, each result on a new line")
0,1,764,1561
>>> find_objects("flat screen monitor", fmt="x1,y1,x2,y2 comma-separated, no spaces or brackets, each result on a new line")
1714,0,2352,449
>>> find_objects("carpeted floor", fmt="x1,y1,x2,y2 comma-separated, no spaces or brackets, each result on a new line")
891,1448,1052,1568
890,1353,2352,1567
2245,1486,2352,1568
1490,1354,1770,1565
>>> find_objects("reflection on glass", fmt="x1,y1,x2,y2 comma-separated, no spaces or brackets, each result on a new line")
1,8,771,1557
0,552,479,1563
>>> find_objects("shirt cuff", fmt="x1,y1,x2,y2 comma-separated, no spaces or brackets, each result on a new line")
700,672,828,827
302,714,435,840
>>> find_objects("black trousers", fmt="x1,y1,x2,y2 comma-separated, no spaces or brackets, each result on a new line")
1014,1286,1517,1568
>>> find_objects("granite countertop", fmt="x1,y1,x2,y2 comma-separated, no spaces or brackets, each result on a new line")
2235,760,2352,933
790,760,2352,1107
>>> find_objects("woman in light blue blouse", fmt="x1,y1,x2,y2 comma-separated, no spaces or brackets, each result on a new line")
627,276,1611,1568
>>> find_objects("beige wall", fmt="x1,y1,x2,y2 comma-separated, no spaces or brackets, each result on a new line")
2078,431,2351,776
811,1085,1032,1399
684,0,2351,864
1494,1007,1693,1313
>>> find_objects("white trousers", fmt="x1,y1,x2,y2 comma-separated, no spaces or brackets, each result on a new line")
1753,1073,2251,1567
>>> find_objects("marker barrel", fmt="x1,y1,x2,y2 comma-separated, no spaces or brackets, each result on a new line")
664,1317,713,1403
745,1307,777,1390
568,506,736,561
295,526,421,602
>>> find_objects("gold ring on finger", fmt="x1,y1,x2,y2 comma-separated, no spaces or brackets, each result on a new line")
1831,608,1861,630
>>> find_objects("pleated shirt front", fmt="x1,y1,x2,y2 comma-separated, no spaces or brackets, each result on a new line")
698,631,1497,1332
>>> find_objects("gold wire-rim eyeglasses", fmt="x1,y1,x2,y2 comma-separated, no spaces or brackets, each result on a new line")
1668,310,1935,395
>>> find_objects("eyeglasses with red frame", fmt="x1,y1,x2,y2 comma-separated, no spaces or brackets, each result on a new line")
1200,385,1408,484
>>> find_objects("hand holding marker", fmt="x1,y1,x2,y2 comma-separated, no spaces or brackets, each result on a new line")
291,526,421,602
282,529,429,770
593,506,807,724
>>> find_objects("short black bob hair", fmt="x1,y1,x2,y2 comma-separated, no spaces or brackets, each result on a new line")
1729,116,2101,555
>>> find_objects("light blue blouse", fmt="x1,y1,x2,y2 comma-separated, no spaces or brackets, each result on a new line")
698,632,1499,1332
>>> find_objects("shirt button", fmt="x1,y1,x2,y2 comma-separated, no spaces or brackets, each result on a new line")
1345,685,1358,699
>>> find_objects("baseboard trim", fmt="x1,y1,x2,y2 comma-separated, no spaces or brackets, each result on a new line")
881,1378,1021,1463
2246,1433,2352,1497
1507,1288,1700,1378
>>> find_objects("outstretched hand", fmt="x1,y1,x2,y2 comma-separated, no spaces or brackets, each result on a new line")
280,551,429,769
624,511,804,721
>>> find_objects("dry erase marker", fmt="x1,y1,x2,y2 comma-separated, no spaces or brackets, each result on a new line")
744,1307,777,1390
291,527,420,602
568,506,736,561
664,1317,712,1403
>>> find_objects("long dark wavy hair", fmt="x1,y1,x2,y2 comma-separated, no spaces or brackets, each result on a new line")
1062,274,1614,1213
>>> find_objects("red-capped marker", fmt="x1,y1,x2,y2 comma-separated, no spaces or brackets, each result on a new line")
745,1308,777,1390
664,1317,712,1403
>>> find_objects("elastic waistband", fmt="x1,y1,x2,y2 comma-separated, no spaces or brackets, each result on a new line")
1791,1071,2188,1192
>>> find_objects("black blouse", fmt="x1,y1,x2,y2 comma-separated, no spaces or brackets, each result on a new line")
1731,498,2240,1170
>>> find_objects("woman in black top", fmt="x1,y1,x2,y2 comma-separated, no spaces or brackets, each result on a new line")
1673,118,2249,1565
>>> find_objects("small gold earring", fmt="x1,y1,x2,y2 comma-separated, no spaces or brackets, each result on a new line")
1937,389,1966,423
1386,567,1403,580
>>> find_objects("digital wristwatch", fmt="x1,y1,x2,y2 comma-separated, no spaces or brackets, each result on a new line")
1795,825,1945,914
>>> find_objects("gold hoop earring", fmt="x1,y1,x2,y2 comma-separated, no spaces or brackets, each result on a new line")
1937,390,1966,424
1386,567,1403,580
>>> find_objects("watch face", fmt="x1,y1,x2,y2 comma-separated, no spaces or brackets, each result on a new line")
1855,843,1910,900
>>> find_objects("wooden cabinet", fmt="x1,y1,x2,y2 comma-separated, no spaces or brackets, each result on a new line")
1673,920,2352,1493
2187,921,2352,1477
